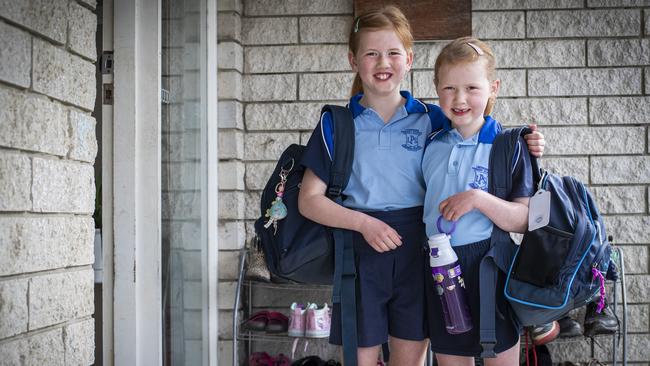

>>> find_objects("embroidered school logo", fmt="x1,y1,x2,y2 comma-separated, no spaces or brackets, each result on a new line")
469,165,488,191
401,129,422,151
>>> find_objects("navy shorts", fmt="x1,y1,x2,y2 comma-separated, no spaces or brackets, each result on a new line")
329,207,428,347
424,239,520,357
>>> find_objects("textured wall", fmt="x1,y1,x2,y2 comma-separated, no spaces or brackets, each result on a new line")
0,0,97,364
218,0,650,364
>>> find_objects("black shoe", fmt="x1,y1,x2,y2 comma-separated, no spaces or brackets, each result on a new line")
558,315,582,338
583,301,618,337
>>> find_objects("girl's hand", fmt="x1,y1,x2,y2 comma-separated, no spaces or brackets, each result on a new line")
525,124,545,157
359,215,402,253
439,189,482,222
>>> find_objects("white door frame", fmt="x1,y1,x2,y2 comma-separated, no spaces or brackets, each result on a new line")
103,0,219,364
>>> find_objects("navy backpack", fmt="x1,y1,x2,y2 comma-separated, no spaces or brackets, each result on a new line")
479,126,612,357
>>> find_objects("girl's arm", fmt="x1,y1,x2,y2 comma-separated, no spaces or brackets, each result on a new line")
439,191,529,233
298,168,403,252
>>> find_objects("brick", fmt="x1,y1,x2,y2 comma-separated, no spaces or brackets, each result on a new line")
300,16,352,43
217,12,241,42
0,22,30,88
245,162,275,190
182,280,202,310
218,250,240,280
588,39,650,67
542,126,644,155
589,186,646,214
588,0,650,6
528,9,640,37
251,286,330,308
245,102,324,130
218,101,244,129
496,69,526,97
161,131,201,162
242,17,297,45
162,102,200,132
218,221,246,250
218,281,237,309
219,161,245,190
0,0,67,43
472,11,525,39
244,132,301,160
183,309,202,339
64,319,94,365
604,216,650,244
299,73,354,101
161,162,201,190
592,156,650,184
646,67,650,94
243,74,297,101
218,341,234,366
68,1,97,60
245,191,260,220
68,110,97,163
245,45,349,73
492,40,584,68
0,278,28,339
219,191,245,220
472,0,583,10
595,330,650,362
162,191,201,220
218,0,243,12
32,158,95,214
0,216,94,276
413,71,436,99
617,245,649,274
78,0,98,9
162,19,183,47
300,131,312,145
0,86,68,156
591,97,650,125
529,68,641,96
541,157,589,182
647,10,650,36
0,153,31,211
244,0,352,16
163,221,201,250
29,269,94,329
547,341,592,363
0,328,64,365
412,43,446,70
33,39,96,110
178,250,202,280
493,98,587,127
217,42,243,72
620,304,649,332
217,71,242,100
245,221,256,242
218,130,244,159
219,310,235,338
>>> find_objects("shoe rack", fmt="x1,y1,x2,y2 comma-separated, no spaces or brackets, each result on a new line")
233,249,335,366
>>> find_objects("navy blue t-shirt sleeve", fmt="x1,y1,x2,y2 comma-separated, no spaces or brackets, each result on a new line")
508,137,535,200
300,112,334,185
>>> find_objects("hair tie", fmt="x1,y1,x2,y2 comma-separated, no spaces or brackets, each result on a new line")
353,16,361,32
466,42,484,56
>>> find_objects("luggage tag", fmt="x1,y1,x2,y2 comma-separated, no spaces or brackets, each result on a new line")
528,189,550,231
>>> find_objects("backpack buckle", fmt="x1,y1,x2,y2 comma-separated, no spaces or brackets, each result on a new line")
480,341,497,358
327,185,342,198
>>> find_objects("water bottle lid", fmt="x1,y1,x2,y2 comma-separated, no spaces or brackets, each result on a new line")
436,215,456,235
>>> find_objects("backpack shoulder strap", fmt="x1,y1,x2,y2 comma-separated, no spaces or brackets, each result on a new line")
320,105,355,199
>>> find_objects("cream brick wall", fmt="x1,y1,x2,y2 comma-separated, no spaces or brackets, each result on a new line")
0,1,96,364
218,0,650,364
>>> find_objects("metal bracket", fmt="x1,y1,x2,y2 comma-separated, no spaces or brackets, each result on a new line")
101,51,114,74
103,83,114,105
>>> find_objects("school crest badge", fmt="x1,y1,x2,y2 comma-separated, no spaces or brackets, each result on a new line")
469,165,488,191
401,128,422,151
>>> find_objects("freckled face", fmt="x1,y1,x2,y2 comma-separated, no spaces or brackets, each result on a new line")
436,60,499,137
349,29,413,98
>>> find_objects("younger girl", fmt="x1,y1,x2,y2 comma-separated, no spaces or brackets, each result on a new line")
422,37,532,365
299,8,542,366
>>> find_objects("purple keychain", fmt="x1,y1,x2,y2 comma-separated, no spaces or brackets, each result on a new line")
429,216,473,334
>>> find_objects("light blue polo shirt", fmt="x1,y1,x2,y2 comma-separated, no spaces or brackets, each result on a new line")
301,91,446,211
422,116,534,246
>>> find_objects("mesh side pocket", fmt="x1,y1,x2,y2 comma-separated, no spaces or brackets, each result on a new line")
510,226,573,287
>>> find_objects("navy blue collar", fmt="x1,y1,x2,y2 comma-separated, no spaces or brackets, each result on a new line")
429,115,502,144
348,91,428,119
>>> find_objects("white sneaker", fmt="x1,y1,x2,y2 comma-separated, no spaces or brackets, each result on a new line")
287,302,306,337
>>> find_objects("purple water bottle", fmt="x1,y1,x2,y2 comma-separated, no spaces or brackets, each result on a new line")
428,216,473,334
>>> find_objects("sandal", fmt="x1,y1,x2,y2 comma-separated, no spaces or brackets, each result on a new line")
266,311,289,333
249,352,273,366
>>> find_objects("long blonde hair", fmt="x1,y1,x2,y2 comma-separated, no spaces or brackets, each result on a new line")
348,6,414,97
434,37,498,115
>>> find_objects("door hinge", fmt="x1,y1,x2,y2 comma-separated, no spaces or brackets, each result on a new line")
101,51,114,74
103,83,114,105
161,88,170,104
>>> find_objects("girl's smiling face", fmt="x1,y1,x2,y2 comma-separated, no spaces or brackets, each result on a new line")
436,59,500,138
349,28,413,98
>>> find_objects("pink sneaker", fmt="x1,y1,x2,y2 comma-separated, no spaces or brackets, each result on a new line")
305,303,331,338
288,303,306,337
